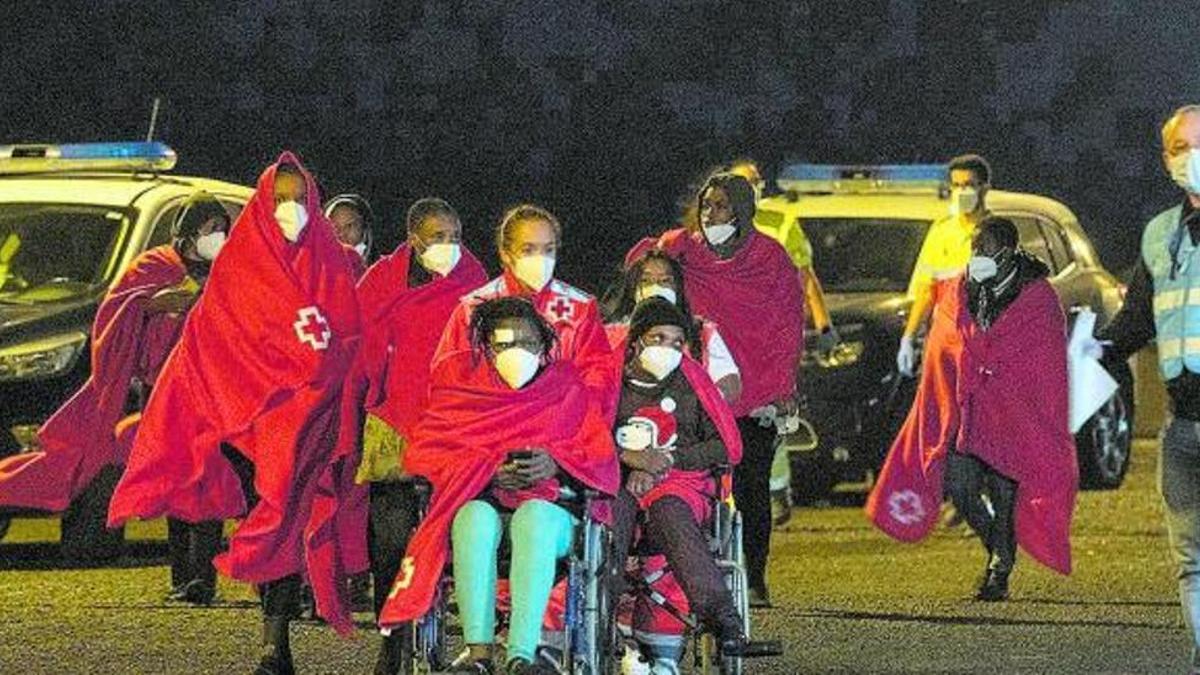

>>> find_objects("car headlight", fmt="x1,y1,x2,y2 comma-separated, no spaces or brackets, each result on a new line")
0,331,87,382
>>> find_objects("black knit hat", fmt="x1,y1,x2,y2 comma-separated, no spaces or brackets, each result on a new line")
171,191,228,242
629,297,690,344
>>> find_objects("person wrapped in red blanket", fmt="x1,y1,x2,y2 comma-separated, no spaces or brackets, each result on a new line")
866,216,1076,601
379,297,619,674
625,172,804,608
0,191,229,586
107,153,361,674
324,193,373,278
335,197,487,674
435,204,617,421
607,298,766,671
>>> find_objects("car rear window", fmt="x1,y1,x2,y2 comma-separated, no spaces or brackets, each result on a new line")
799,217,931,293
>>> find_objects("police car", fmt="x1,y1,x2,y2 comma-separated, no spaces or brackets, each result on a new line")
756,164,1132,501
0,142,252,557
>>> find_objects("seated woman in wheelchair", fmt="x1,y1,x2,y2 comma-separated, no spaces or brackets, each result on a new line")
609,298,751,670
377,296,620,675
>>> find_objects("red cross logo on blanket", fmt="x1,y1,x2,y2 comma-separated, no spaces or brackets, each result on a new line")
293,306,331,351
548,296,573,322
887,490,926,526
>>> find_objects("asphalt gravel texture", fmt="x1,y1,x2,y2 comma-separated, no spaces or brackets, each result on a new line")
0,440,1188,674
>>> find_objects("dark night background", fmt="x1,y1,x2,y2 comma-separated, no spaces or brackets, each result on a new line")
3,0,1195,292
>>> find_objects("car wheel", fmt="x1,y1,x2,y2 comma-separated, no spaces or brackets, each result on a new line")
1076,362,1135,490
60,464,125,561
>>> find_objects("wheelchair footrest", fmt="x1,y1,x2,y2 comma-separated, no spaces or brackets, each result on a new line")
726,639,784,658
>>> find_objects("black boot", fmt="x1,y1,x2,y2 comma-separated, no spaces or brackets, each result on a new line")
373,628,409,675
255,616,294,675
976,568,1010,602
255,576,300,675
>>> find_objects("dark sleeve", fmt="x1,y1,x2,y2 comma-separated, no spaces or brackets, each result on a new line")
1096,259,1155,364
673,400,729,471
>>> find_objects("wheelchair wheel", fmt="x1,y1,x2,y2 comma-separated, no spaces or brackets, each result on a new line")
408,580,451,673
567,516,618,674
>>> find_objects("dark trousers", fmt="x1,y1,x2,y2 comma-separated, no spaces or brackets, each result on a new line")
944,452,1017,572
734,417,777,591
368,480,422,617
166,517,222,590
611,489,738,633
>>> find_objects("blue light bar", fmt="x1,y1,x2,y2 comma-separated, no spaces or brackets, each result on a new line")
777,163,948,195
0,141,177,174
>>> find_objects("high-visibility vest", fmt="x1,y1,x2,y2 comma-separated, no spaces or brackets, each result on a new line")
1143,204,1200,379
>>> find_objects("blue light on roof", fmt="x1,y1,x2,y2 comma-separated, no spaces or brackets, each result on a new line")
57,142,175,160
777,163,948,195
0,141,177,174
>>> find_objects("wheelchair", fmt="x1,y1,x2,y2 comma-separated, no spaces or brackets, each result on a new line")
402,482,616,674
620,467,778,675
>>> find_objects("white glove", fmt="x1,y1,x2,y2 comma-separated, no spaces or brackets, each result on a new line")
896,335,916,377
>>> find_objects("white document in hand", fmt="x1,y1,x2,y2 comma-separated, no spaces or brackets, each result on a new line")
1067,309,1119,433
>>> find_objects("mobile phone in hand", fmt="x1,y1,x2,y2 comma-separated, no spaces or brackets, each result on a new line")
509,449,535,462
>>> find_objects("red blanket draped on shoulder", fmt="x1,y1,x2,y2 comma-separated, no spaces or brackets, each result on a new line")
378,350,619,629
436,272,618,419
0,245,186,512
866,277,1076,574
331,244,487,575
637,356,742,523
629,230,804,417
107,152,362,631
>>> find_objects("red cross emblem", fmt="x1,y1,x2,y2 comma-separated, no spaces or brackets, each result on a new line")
293,306,331,351
548,296,574,322
887,490,926,526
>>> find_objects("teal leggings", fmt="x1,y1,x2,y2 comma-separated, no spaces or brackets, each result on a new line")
451,498,575,663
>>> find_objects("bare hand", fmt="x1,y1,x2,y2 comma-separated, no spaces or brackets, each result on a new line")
515,450,558,483
621,449,673,476
147,286,198,315
626,470,657,497
493,463,529,491
774,394,799,417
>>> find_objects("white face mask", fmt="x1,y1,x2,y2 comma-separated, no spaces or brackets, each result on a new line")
195,231,226,261
419,243,461,276
1169,149,1200,194
949,187,981,218
275,201,309,242
353,242,368,258
494,347,541,389
512,254,555,292
702,221,738,246
635,284,677,306
968,255,999,282
638,344,683,381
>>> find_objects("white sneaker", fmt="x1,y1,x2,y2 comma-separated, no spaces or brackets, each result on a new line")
621,644,650,675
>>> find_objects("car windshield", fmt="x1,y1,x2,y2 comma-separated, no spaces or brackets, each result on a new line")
0,203,131,303
799,217,931,293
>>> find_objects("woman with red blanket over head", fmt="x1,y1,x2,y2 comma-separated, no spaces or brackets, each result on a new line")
336,197,487,675
628,172,804,607
0,190,229,589
866,216,1076,601
435,204,617,420
107,154,361,675
378,297,619,675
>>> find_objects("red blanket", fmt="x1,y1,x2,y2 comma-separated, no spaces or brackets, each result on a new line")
636,356,743,522
866,278,1076,574
331,244,487,575
0,245,186,511
378,352,619,628
107,152,362,632
436,272,618,419
634,229,804,417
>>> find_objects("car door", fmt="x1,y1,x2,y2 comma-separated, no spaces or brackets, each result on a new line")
1006,213,1091,314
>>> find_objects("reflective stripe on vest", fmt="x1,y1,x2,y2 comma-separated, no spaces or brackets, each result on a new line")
1143,204,1200,379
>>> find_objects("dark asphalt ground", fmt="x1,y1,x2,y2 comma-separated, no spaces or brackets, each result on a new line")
0,439,1188,674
